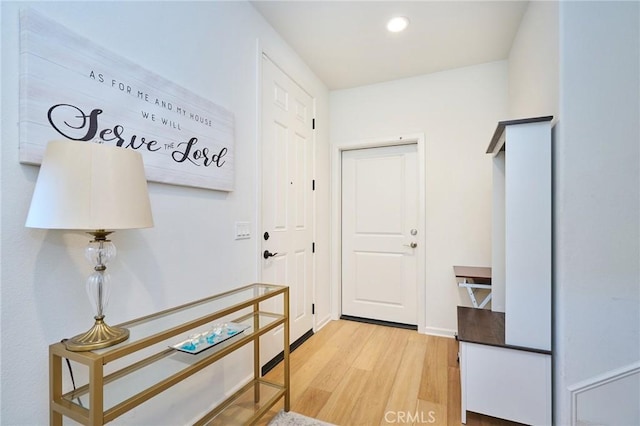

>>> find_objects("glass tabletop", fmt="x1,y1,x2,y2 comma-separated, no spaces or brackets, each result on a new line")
91,283,285,357
64,312,284,412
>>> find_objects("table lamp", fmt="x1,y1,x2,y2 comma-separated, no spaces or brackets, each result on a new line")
26,140,154,351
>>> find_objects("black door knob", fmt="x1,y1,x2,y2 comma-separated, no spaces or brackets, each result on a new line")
263,250,278,259
263,231,270,241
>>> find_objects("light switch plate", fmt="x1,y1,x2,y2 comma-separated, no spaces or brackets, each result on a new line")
235,222,251,240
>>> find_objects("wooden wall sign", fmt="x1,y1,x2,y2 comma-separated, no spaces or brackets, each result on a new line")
19,9,235,191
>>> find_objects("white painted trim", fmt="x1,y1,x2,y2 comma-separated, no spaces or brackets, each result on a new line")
330,133,426,333
311,95,317,333
423,326,457,339
314,314,333,332
568,361,640,426
254,38,263,283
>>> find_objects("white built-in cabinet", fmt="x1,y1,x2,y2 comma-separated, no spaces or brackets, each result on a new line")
458,116,553,425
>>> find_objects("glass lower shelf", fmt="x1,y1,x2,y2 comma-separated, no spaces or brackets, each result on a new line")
62,312,284,413
197,379,285,426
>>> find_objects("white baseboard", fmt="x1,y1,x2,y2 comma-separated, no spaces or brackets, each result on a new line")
423,326,457,338
315,314,332,332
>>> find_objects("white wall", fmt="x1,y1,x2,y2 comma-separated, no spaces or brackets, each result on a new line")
499,0,559,317
0,1,329,424
330,61,507,336
508,1,559,120
555,2,640,425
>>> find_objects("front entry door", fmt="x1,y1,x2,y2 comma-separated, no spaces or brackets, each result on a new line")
261,54,314,364
341,144,418,325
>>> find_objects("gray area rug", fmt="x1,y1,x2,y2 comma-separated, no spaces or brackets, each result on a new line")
267,410,335,426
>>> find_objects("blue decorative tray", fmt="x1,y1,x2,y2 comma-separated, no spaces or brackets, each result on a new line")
170,322,250,354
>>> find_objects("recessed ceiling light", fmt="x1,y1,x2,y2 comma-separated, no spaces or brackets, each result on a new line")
387,16,409,33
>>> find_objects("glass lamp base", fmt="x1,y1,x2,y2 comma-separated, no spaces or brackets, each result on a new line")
64,316,129,351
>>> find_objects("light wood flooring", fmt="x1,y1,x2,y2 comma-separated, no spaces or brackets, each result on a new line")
258,319,521,426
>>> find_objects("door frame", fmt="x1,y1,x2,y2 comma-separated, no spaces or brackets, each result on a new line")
256,43,318,333
330,133,426,333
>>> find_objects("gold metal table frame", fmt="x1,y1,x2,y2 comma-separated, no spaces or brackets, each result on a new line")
49,283,290,425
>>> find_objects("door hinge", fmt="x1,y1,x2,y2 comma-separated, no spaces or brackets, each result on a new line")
312,179,315,191
312,303,315,315
312,118,315,130
312,242,315,253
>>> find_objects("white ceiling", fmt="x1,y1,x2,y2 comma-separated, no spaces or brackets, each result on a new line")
251,1,529,90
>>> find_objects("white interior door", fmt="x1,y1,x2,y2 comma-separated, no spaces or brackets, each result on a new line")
261,54,314,365
341,144,418,325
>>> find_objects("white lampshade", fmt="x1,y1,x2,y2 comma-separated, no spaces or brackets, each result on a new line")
26,140,154,230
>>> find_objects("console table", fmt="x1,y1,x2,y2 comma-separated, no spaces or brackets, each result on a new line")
49,283,289,425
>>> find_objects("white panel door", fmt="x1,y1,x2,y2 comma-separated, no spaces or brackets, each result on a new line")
341,144,418,325
261,55,314,364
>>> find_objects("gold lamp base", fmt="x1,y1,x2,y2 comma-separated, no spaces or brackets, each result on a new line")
64,316,129,351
